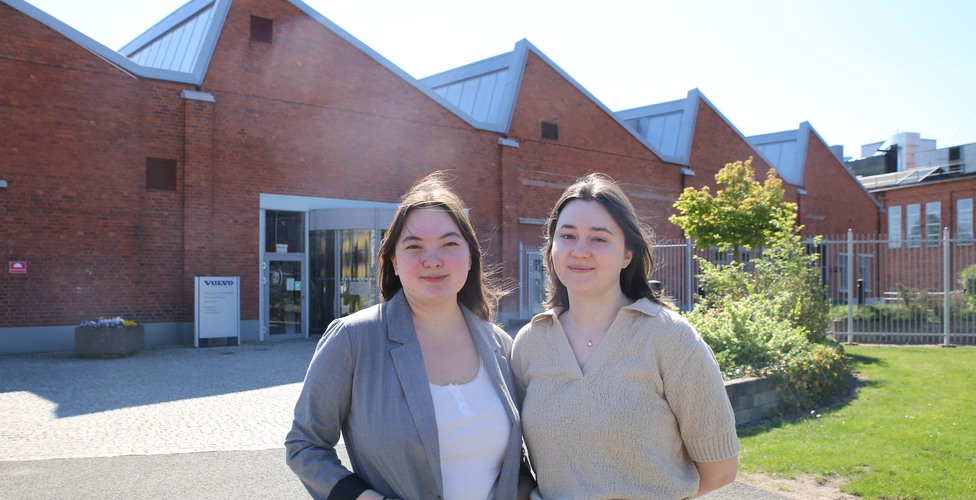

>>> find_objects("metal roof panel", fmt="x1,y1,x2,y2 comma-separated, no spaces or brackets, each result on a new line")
616,93,698,164
122,0,217,76
749,129,804,185
428,66,513,128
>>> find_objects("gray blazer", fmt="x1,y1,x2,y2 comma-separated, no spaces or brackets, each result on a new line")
285,290,524,500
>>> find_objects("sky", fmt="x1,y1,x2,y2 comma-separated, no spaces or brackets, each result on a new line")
23,0,976,160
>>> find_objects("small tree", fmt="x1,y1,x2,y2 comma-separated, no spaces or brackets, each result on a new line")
674,157,831,342
670,157,797,261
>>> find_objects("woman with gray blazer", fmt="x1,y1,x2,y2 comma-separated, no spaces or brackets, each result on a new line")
286,173,531,500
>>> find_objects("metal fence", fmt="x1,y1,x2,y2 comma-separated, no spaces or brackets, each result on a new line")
522,230,976,345
818,228,976,346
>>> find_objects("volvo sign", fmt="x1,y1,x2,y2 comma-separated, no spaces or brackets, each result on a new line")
194,276,241,347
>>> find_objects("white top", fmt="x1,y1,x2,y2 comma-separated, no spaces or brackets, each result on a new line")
429,362,510,500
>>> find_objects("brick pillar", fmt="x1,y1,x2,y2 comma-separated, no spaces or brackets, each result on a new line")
182,90,215,308
498,138,521,324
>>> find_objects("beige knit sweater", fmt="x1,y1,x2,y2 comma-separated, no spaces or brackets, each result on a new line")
512,298,739,500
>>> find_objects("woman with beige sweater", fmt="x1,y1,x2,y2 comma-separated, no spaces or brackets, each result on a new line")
512,173,739,499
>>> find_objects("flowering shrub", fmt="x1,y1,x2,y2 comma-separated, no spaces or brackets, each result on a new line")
685,298,809,380
772,343,850,411
78,316,138,328
694,232,830,343
686,274,853,413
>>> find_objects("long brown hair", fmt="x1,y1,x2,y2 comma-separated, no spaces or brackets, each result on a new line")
541,173,671,310
378,171,503,321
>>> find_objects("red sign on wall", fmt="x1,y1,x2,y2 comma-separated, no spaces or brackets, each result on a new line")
8,261,26,273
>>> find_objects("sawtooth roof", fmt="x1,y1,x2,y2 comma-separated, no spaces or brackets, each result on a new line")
9,0,865,181
420,39,682,163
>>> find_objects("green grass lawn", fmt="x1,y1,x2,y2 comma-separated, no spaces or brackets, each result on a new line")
738,345,976,499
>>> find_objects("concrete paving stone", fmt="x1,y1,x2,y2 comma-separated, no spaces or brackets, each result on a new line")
0,338,320,462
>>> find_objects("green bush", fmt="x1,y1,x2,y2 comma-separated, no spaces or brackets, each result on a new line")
696,233,830,343
687,295,850,411
771,342,850,411
687,232,850,411
753,236,830,342
686,299,806,379
831,287,975,323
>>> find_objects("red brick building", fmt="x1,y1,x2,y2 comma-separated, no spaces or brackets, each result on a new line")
0,0,879,353
848,135,976,303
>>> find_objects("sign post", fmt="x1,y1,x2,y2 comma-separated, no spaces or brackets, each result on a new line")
194,276,241,347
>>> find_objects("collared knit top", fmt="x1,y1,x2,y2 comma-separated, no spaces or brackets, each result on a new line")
512,298,739,500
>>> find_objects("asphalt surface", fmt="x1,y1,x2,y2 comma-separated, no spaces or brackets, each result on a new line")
0,339,788,499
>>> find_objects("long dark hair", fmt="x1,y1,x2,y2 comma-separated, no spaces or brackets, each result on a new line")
541,173,671,310
378,171,503,321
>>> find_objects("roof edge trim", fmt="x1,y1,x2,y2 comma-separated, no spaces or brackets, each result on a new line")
673,89,701,165
421,50,515,87
182,89,215,102
495,39,531,134
616,97,687,120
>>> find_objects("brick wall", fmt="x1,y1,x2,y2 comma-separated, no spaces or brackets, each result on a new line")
687,100,779,194
802,131,881,237
505,51,684,238
0,2,187,326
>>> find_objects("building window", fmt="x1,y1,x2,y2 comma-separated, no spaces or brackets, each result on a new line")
265,210,305,253
838,253,873,294
838,253,849,293
887,205,902,248
957,198,973,245
858,254,872,293
906,204,921,248
925,201,941,247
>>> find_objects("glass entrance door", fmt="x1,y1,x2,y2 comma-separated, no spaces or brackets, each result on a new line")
338,228,380,317
309,228,382,333
265,256,304,338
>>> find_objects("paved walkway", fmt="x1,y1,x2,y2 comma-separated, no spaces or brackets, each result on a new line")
0,339,316,462
0,339,786,499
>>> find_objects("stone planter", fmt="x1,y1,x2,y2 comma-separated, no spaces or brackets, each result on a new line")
74,325,145,358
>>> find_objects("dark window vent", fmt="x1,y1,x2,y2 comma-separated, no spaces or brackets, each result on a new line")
250,16,273,44
146,157,177,191
541,121,559,140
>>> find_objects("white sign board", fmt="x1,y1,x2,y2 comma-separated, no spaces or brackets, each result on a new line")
194,276,241,347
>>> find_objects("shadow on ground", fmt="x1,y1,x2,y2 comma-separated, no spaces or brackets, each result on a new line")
0,338,319,418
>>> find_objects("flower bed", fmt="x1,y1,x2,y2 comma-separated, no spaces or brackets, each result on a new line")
74,317,144,358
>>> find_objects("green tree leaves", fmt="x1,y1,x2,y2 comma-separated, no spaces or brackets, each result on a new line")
670,157,797,259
